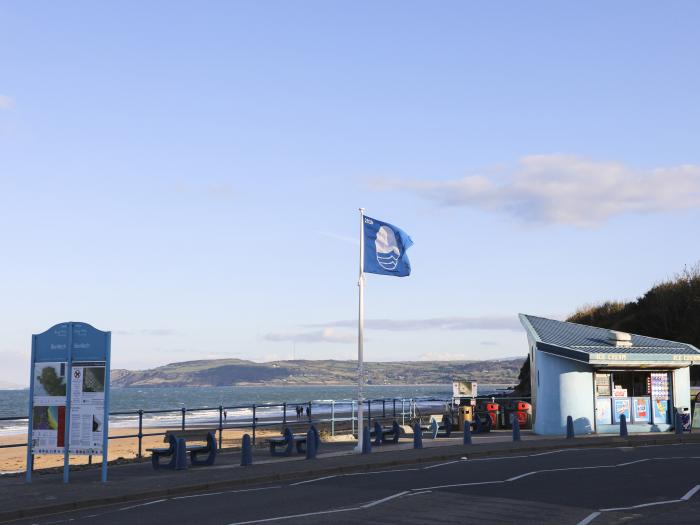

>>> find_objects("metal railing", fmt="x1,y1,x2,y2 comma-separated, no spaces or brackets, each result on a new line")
0,395,533,460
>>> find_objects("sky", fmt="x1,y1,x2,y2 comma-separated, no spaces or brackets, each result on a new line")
1,1,699,386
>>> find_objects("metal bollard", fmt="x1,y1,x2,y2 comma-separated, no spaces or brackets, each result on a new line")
512,414,521,442
474,414,483,434
619,414,628,437
306,429,317,459
413,423,423,449
310,425,320,452
566,415,575,439
241,434,253,466
362,426,372,454
463,421,472,445
675,412,683,435
175,438,187,470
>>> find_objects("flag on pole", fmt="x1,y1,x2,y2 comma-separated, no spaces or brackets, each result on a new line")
362,216,413,277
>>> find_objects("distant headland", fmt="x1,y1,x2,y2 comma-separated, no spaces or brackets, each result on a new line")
110,357,524,388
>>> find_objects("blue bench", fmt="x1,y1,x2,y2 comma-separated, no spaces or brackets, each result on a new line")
422,415,452,439
149,430,217,469
372,420,401,445
269,427,320,457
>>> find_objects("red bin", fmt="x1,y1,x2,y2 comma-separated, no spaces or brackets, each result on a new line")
485,403,500,429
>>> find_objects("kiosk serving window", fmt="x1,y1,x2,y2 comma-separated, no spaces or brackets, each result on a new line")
595,371,672,427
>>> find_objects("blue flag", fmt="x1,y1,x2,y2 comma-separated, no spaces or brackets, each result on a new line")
363,216,413,277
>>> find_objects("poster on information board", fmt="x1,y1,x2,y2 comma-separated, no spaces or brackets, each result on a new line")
69,363,106,455
27,322,111,483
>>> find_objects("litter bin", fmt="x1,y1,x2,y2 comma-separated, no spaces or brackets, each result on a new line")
678,407,691,432
514,401,532,429
485,403,500,429
458,405,474,430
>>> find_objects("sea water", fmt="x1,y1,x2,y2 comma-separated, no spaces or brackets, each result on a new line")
0,384,511,436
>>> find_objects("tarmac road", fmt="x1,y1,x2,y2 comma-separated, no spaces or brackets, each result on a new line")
13,443,700,525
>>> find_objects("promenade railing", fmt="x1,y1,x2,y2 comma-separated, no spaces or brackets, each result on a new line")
0,396,531,462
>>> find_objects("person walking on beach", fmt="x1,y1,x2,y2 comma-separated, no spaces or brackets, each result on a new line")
224,410,227,422
296,405,302,420
305,405,311,420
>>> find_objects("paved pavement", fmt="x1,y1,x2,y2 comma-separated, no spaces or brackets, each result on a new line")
2,432,700,524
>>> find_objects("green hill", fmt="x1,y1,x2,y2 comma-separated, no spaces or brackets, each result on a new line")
110,357,523,387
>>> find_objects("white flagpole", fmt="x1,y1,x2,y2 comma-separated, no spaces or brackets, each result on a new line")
355,207,365,452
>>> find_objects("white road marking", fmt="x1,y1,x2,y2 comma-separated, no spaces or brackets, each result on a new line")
576,512,601,525
228,506,359,524
615,459,648,467
413,479,505,491
346,467,420,476
423,460,462,469
118,499,167,511
600,499,682,511
580,483,700,523
290,475,337,486
681,485,700,500
172,486,281,499
360,491,409,509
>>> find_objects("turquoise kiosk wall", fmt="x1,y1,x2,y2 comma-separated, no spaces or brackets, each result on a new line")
26,322,111,483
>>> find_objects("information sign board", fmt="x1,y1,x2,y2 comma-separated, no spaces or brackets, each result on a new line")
26,322,111,483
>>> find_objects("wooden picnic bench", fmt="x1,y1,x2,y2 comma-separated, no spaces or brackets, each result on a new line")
148,429,217,469
268,427,320,457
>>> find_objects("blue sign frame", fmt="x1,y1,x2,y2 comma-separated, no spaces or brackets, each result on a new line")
26,322,111,484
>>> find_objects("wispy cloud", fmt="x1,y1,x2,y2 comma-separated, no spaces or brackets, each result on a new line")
307,315,521,332
370,155,700,227
115,328,177,336
265,328,355,344
317,231,359,245
0,95,15,111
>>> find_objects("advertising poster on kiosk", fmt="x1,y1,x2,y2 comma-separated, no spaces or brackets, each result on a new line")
633,398,651,423
596,397,611,425
613,398,631,423
652,398,669,424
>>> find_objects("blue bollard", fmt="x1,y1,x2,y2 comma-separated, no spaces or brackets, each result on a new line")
374,420,383,446
619,414,628,437
241,433,253,466
566,415,575,439
474,415,483,434
512,414,521,442
413,423,423,449
362,426,372,454
463,421,472,445
175,438,187,470
675,412,683,435
306,429,317,459
310,425,320,452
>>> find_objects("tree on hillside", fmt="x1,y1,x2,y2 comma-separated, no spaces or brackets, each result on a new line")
568,263,700,384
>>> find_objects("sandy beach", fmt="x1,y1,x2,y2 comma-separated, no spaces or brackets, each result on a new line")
0,420,356,473
1,427,306,473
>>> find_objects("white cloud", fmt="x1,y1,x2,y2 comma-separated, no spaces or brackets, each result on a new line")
265,328,355,344
308,315,521,332
371,155,700,227
0,95,15,110
115,328,177,336
418,352,473,361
